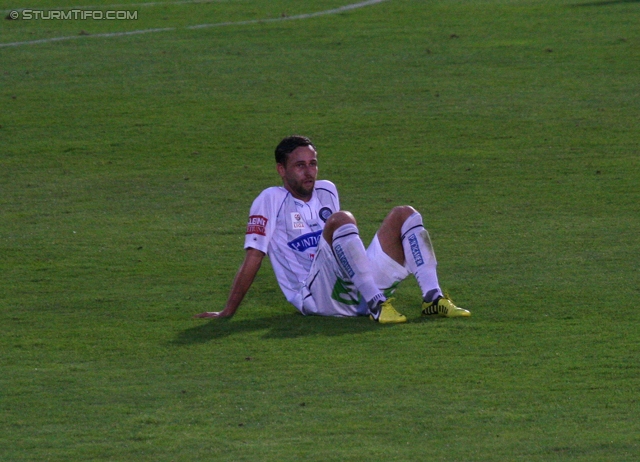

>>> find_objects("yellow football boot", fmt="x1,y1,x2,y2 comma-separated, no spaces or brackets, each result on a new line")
370,298,407,324
422,296,471,318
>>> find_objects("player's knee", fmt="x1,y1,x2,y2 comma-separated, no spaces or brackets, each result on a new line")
326,210,357,227
323,210,357,244
378,206,419,239
390,205,418,222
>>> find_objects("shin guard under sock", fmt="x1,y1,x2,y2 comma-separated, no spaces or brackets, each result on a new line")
400,212,443,302
332,223,384,305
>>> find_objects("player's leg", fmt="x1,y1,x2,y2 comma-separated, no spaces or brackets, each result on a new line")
300,234,368,317
376,206,442,301
376,206,470,317
322,211,406,323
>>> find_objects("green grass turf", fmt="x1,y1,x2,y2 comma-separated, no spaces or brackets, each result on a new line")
1,0,639,460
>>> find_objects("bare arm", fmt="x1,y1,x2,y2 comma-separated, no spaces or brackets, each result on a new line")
194,247,265,318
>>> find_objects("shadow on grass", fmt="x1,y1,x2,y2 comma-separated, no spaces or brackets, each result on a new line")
172,312,424,345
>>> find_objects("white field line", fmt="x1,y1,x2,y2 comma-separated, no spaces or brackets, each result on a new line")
187,0,388,29
0,0,388,48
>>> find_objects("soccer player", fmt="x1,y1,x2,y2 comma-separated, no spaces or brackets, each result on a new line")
194,135,470,323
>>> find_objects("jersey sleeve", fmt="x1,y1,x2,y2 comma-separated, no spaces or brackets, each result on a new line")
244,189,277,254
316,180,340,211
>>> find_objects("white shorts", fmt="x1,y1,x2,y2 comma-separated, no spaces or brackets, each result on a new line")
299,234,410,317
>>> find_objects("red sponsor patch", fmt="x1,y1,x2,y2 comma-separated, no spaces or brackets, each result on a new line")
246,215,267,236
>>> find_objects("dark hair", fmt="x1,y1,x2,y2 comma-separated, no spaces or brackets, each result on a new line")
275,135,315,165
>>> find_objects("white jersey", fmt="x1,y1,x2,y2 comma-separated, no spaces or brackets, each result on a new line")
244,180,340,309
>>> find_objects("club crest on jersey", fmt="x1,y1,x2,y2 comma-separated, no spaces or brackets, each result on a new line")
287,230,322,252
319,207,333,222
290,212,306,230
246,215,267,236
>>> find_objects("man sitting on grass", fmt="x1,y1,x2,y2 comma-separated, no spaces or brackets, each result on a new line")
195,135,470,323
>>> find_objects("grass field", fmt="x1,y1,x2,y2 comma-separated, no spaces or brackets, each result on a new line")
1,0,639,460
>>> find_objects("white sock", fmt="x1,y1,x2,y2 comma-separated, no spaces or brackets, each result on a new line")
332,224,385,305
400,212,443,302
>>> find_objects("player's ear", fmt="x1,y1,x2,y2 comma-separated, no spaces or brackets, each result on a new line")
276,162,286,177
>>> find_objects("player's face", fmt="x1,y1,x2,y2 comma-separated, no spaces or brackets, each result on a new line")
277,145,318,202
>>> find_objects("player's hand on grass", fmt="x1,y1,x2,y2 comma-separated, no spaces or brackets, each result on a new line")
193,309,234,319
